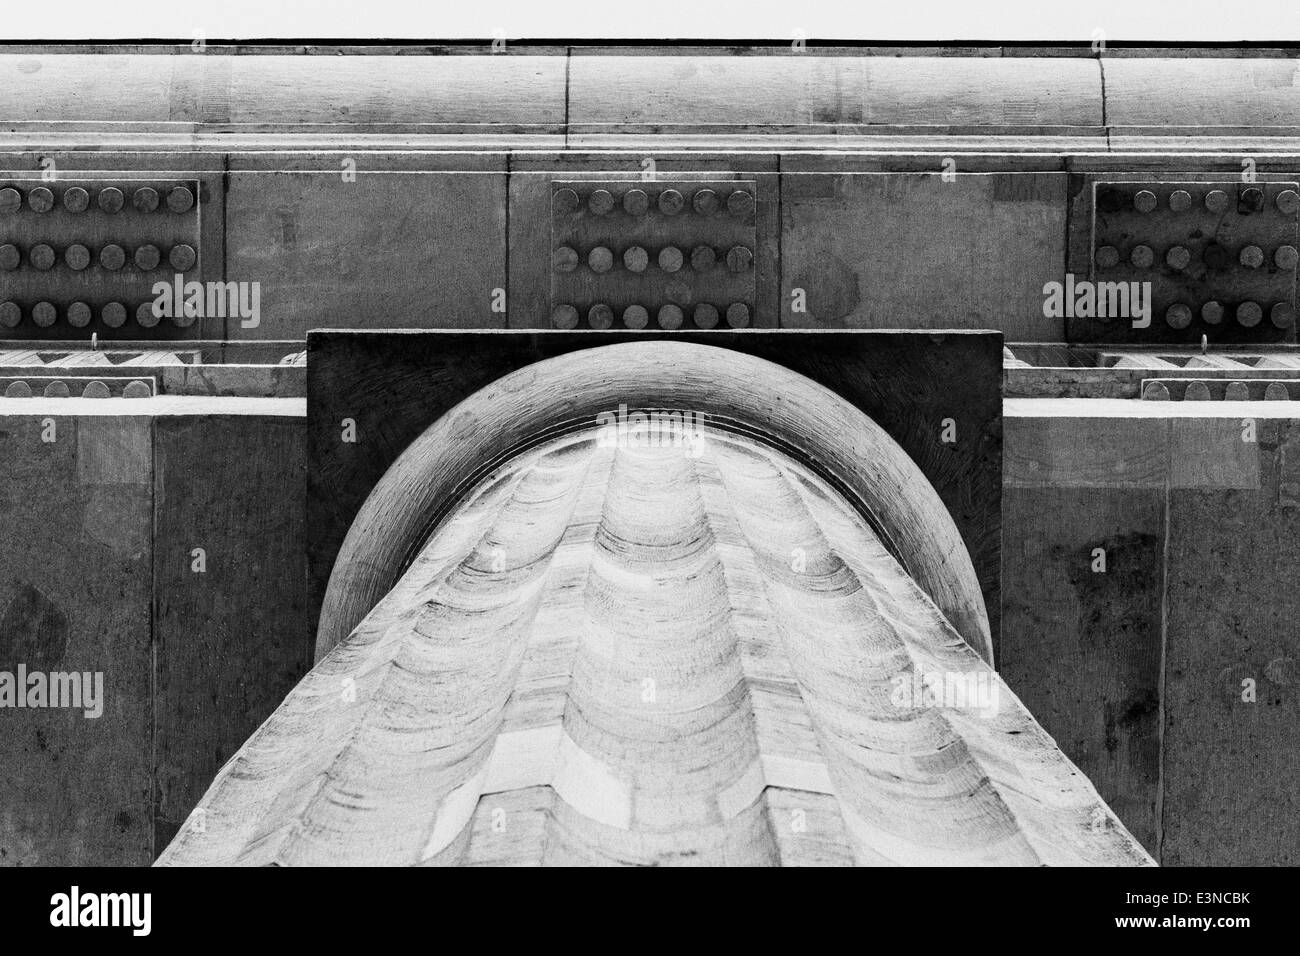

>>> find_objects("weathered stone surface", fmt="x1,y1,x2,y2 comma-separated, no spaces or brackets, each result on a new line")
1162,418,1300,865
226,167,507,339
782,172,1067,340
1001,486,1163,853
152,411,310,851
0,414,152,865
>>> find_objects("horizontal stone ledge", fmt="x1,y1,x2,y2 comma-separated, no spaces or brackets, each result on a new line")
1003,401,1300,489
0,396,304,417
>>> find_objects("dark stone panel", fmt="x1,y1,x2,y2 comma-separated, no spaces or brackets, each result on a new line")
781,172,1067,340
225,167,507,339
152,413,310,852
1162,417,1300,865
1001,485,1163,855
0,415,152,865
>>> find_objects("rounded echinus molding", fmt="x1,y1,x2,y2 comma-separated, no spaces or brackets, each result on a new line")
316,340,992,665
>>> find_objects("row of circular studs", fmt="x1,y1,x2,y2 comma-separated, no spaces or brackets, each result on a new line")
552,302,751,330
1096,244,1298,271
0,242,197,272
1137,300,1295,329
1145,381,1295,402
555,244,753,275
3,379,152,399
1122,187,1299,215
0,185,195,214
0,301,197,329
554,187,754,218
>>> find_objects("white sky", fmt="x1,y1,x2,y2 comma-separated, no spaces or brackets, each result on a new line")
2,0,1299,43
